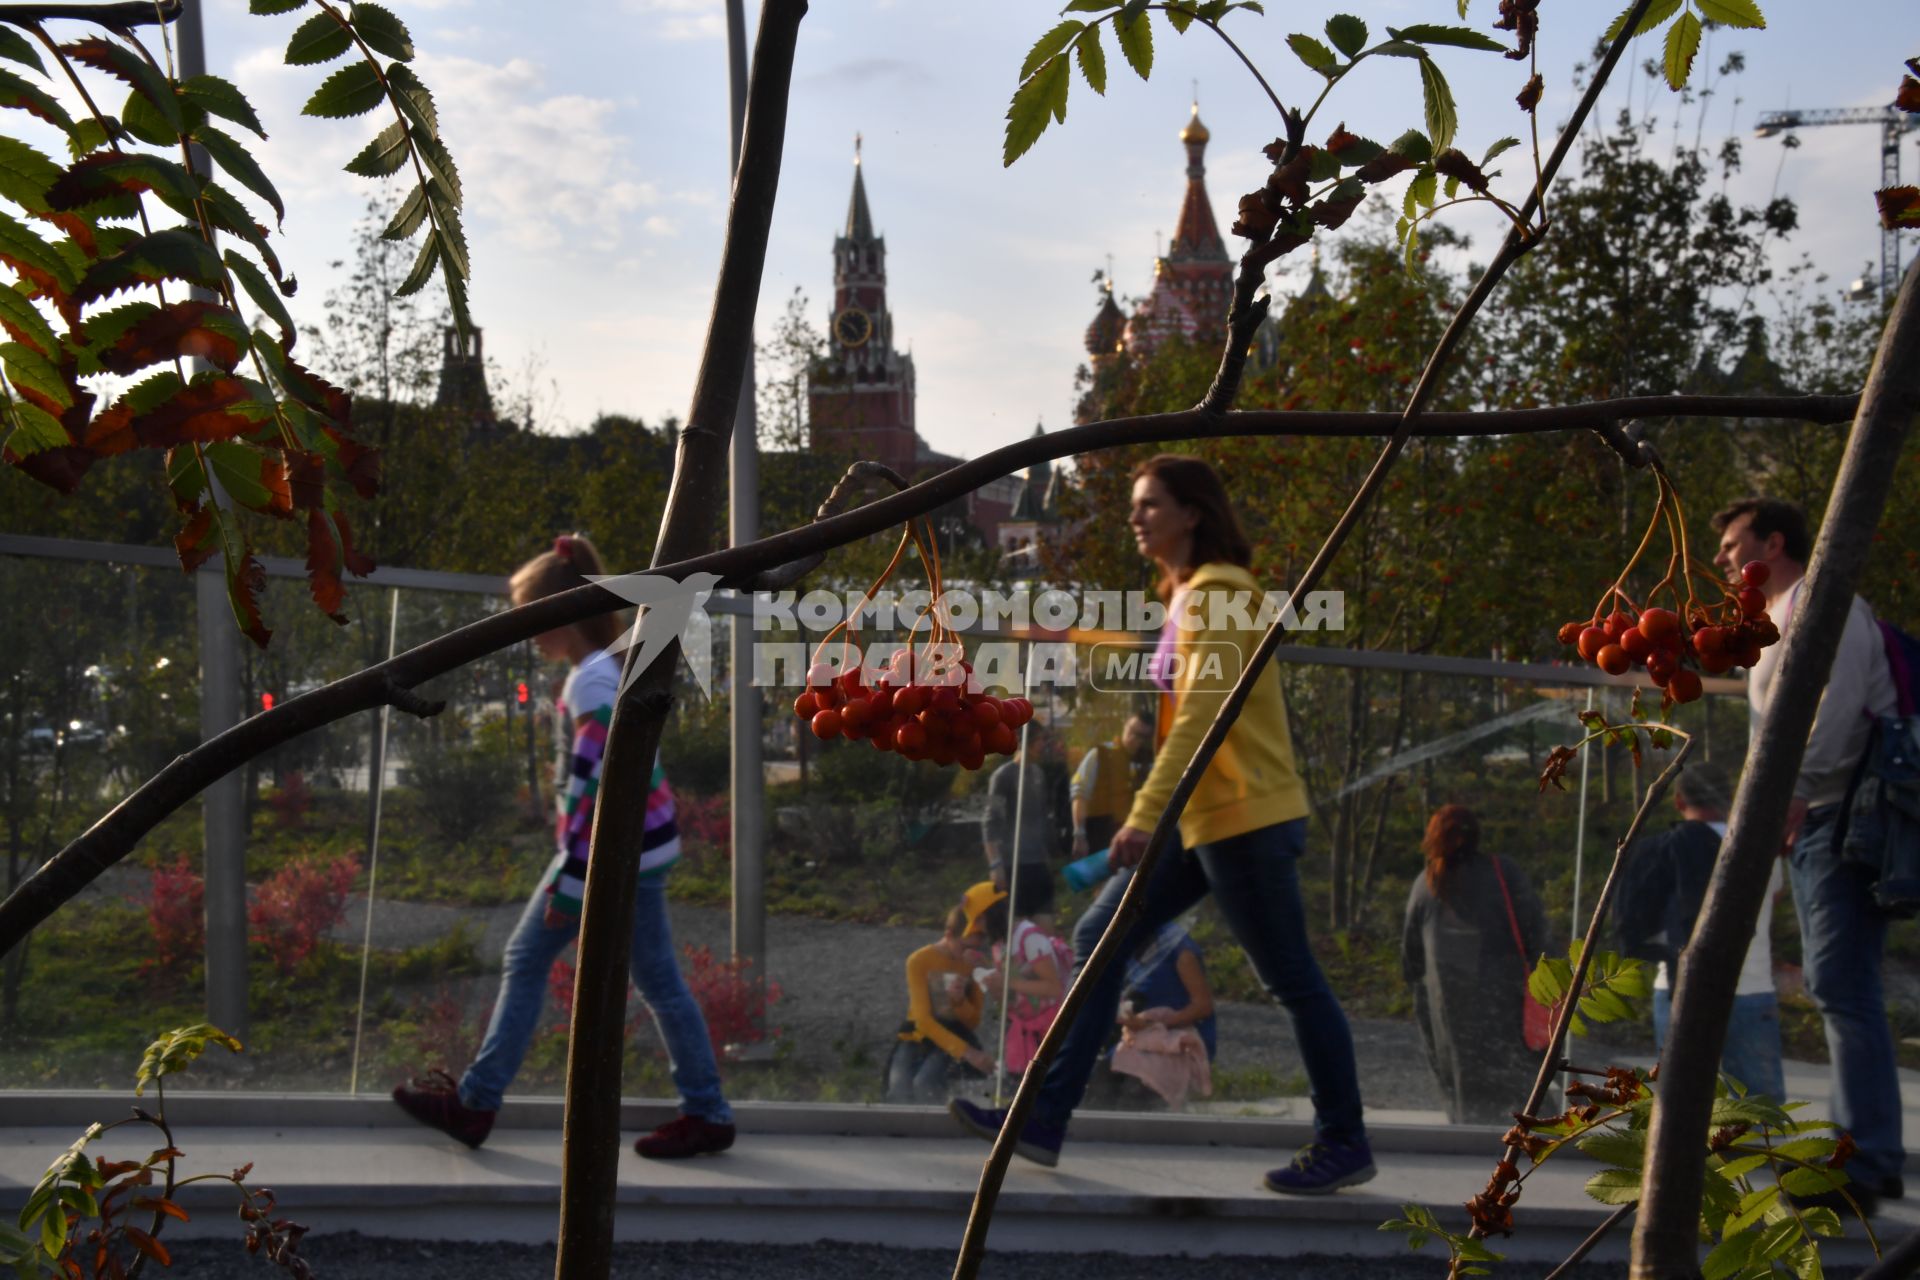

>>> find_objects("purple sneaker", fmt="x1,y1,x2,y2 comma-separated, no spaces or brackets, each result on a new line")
948,1097,1064,1168
392,1069,495,1149
1263,1140,1377,1195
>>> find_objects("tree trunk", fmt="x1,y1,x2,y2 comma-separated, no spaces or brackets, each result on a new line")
552,5,806,1277
1632,259,1920,1278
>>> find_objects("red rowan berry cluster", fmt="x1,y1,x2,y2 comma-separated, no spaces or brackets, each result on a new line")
788,518,1035,770
1554,478,1780,710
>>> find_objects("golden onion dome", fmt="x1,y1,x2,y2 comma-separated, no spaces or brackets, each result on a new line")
1179,103,1210,144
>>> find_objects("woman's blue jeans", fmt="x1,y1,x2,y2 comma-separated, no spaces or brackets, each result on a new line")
458,866,732,1123
1032,818,1366,1144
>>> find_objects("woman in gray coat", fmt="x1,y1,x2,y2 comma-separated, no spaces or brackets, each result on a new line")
1402,805,1548,1124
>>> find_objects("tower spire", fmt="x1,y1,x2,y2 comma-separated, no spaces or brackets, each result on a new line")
845,134,874,241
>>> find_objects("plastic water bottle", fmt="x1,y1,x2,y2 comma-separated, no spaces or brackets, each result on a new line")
1062,848,1113,892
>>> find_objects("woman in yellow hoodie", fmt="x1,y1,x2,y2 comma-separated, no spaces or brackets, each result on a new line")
951,454,1373,1195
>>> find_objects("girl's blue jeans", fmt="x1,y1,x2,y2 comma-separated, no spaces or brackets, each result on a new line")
459,864,732,1123
1032,818,1366,1145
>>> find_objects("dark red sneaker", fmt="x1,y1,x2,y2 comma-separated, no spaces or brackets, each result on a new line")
392,1069,495,1149
633,1114,735,1159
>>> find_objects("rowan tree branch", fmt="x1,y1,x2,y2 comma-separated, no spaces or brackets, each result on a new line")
0,390,1860,958
0,0,179,27
1632,258,1920,1279
553,3,806,1276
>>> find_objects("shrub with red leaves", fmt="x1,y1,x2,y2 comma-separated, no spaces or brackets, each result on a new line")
146,853,205,972
546,944,781,1062
675,792,731,857
264,770,314,829
249,853,358,975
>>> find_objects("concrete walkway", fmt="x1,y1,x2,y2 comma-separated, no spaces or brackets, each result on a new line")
3,1091,1915,1267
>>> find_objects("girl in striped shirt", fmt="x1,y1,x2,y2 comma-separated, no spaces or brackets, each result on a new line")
393,534,735,1159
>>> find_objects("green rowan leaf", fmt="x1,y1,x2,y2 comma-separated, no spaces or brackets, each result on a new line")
1696,0,1766,27
1324,14,1367,56
135,1028,241,1097
48,152,202,218
1115,7,1153,80
193,123,286,225
393,228,441,296
205,439,289,514
1388,24,1508,51
1404,165,1436,216
121,85,202,147
1606,0,1683,41
0,136,60,213
350,3,415,61
303,62,385,119
0,209,79,294
344,119,409,178
1583,1167,1642,1205
428,193,469,278
285,11,352,65
1062,0,1122,10
63,38,181,134
1402,216,1419,274
1419,56,1458,152
0,66,78,139
1075,26,1107,96
2,341,71,408
1577,1128,1647,1168
250,0,307,12
384,63,438,137
1163,3,1194,33
180,75,267,138
1663,10,1702,89
410,126,461,201
1004,55,1069,166
382,179,432,240
224,250,294,345
73,227,226,306
0,281,59,355
1021,21,1084,81
1703,1228,1757,1280
1286,33,1338,76
0,27,47,77
4,397,67,456
1482,135,1521,165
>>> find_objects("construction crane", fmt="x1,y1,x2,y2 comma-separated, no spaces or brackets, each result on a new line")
1754,106,1920,301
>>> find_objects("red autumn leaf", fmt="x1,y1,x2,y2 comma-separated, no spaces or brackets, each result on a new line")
1896,76,1919,114
324,425,381,499
1231,189,1282,240
335,509,374,576
1877,186,1920,229
278,353,351,428
124,1227,170,1266
1355,149,1419,186
305,509,350,621
96,300,244,375
230,550,271,649
1433,148,1492,195
87,376,255,456
288,449,326,510
259,452,292,516
174,504,217,571
5,441,93,492
1517,72,1544,113
1265,147,1317,205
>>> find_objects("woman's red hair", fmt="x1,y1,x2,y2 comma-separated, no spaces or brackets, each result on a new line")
1422,804,1481,897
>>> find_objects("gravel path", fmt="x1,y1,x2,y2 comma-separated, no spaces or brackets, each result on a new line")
157,1232,1645,1280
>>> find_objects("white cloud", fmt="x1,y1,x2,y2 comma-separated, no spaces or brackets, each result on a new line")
644,215,678,236
623,0,724,41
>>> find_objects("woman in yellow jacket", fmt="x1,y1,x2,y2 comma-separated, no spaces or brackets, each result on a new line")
951,454,1373,1195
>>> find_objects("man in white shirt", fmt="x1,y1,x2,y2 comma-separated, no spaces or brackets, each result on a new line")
1713,496,1902,1209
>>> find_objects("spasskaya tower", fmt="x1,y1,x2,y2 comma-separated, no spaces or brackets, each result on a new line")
808,136,920,473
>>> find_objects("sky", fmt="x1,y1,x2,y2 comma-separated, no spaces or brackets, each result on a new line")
181,0,1917,462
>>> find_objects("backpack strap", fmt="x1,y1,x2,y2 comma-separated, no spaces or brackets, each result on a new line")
1488,856,1530,965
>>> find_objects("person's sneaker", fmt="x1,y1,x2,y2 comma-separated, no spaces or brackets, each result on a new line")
634,1114,735,1159
947,1098,1064,1168
1262,1140,1378,1195
391,1070,494,1149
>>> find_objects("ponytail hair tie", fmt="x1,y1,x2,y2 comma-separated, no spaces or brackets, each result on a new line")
553,534,575,562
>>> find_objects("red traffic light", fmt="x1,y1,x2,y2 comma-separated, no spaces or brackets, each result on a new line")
515,681,529,705
261,692,275,712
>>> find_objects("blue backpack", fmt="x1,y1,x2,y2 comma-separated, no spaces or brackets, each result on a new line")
1841,620,1920,916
